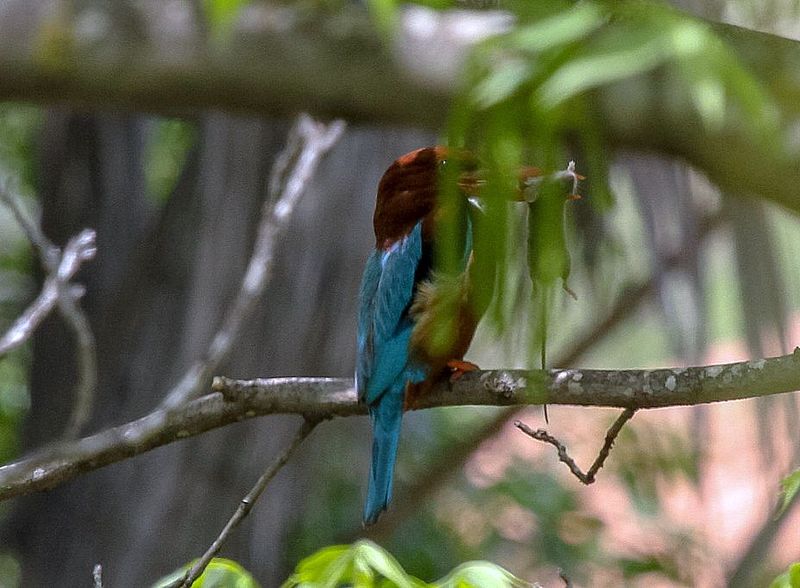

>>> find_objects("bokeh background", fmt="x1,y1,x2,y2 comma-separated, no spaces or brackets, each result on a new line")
0,1,799,587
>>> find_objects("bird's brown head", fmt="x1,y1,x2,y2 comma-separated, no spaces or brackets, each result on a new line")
373,146,479,249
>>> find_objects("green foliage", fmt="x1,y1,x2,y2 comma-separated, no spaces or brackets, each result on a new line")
0,105,41,191
451,0,777,321
365,0,780,366
0,355,30,463
366,0,455,36
0,105,41,468
769,562,800,588
777,468,800,518
282,541,423,588
154,558,259,588
617,554,680,582
144,119,197,203
203,0,251,37
435,561,531,588
282,540,532,587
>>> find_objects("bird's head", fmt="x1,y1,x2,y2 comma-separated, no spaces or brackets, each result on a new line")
373,146,479,249
372,147,584,248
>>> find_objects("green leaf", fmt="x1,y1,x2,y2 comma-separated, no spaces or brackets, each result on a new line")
434,561,532,588
507,2,606,53
534,33,669,108
777,469,800,518
203,0,248,36
283,544,355,587
768,562,800,588
282,541,426,588
353,541,419,588
283,543,539,587
152,558,259,588
366,0,398,38
144,119,197,203
471,60,532,109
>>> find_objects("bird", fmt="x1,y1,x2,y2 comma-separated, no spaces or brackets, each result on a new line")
355,146,489,525
355,146,581,525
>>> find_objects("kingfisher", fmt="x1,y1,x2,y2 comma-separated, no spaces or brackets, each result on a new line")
356,146,580,525
356,145,508,525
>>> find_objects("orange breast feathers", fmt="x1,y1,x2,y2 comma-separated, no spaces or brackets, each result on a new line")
373,146,489,390
409,262,481,378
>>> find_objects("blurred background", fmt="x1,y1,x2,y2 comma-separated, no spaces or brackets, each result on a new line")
0,0,799,587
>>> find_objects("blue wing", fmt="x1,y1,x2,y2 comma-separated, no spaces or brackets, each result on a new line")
356,249,381,399
356,221,430,525
356,222,428,405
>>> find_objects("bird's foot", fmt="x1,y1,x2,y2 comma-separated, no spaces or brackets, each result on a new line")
447,359,480,382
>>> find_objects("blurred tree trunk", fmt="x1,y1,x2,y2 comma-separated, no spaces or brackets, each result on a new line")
0,108,431,586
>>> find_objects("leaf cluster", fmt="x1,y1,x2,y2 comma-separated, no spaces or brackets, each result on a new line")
154,558,259,588
281,540,532,588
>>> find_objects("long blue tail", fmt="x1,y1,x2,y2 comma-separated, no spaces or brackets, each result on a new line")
363,391,404,526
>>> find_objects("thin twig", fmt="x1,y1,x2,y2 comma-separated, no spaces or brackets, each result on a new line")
0,184,98,438
558,568,572,588
171,418,320,588
160,114,345,409
0,179,58,266
60,290,98,438
0,275,61,356
515,408,636,484
0,211,95,356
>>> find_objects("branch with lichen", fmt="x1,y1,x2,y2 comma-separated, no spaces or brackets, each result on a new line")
1,351,798,502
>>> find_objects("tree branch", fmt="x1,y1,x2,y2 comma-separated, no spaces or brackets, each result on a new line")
357,212,726,541
1,7,800,215
160,113,346,409
172,418,320,588
515,408,636,484
93,564,103,588
1,351,799,502
0,229,95,356
0,183,98,438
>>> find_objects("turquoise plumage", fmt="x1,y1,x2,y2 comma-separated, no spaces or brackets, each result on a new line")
357,224,429,524
356,146,482,525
